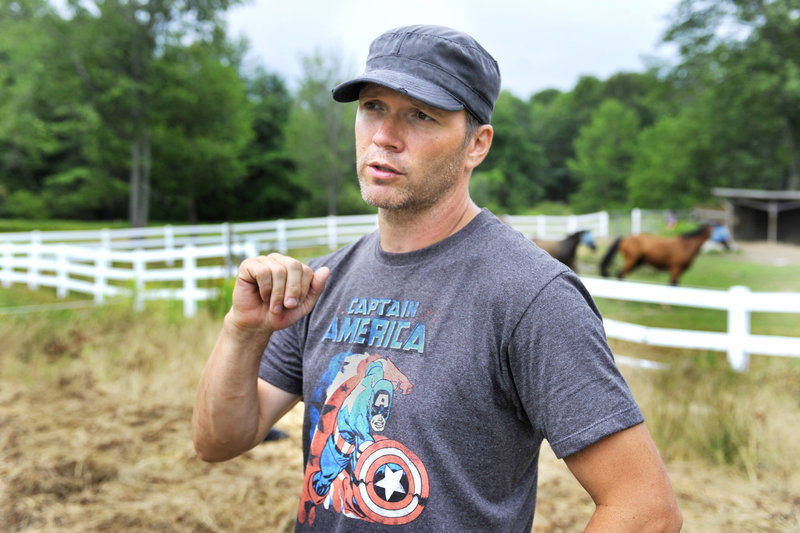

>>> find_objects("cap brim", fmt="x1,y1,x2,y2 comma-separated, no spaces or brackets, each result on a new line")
332,69,464,112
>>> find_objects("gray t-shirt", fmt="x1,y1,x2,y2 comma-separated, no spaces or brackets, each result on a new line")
259,209,643,532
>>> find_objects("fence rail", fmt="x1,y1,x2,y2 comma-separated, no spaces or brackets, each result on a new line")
581,278,800,371
2,211,796,371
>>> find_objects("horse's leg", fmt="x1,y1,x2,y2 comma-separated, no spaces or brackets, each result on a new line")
618,254,641,280
669,266,683,286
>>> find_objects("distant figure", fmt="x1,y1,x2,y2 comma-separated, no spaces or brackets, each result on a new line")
665,211,678,230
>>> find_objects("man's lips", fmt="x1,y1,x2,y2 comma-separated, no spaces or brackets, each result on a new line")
368,161,402,179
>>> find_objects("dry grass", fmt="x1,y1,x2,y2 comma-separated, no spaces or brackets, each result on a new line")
2,301,799,532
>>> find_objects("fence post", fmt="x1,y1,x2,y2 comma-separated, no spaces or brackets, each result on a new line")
537,215,546,238
28,230,41,290
244,241,258,259
1,242,10,288
100,228,111,250
631,208,642,236
567,214,577,233
133,249,145,312
183,245,198,318
94,247,108,305
222,222,234,279
327,216,338,250
727,285,751,372
277,220,288,254
165,224,175,266
599,211,609,239
56,244,68,298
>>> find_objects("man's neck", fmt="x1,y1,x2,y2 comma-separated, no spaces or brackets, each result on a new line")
377,196,482,253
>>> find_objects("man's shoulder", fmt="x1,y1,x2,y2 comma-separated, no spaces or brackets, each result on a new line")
471,211,567,272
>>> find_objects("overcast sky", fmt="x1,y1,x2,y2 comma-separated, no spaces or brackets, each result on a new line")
224,0,681,98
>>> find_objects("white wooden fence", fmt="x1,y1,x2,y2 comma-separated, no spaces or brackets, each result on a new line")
582,278,800,372
2,211,797,371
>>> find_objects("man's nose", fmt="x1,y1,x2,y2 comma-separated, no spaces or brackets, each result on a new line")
372,115,404,152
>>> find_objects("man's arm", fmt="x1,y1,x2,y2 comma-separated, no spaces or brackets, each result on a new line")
192,253,329,462
564,422,683,532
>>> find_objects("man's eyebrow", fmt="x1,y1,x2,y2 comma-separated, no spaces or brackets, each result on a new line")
412,99,445,116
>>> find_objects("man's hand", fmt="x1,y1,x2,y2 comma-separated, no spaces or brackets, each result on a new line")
228,253,330,334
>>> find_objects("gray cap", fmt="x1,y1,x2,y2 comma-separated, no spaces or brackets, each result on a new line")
332,25,501,124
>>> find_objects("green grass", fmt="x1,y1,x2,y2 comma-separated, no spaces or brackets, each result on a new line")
0,218,133,233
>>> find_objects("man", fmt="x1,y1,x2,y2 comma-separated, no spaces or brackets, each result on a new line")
192,24,682,532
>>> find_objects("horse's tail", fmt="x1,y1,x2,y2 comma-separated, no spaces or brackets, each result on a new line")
599,237,622,277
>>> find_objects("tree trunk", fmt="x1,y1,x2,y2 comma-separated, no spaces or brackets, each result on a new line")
784,116,799,191
130,136,141,227
188,192,198,225
129,128,151,228
142,127,151,225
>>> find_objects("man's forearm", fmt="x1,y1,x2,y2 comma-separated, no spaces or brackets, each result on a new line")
584,502,682,533
192,314,271,461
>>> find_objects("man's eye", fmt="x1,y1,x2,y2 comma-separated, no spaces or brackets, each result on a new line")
415,111,432,121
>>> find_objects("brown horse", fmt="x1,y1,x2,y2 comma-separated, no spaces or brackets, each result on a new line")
599,224,729,285
534,230,596,272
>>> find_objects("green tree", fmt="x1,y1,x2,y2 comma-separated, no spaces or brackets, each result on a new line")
59,0,241,226
628,109,712,208
285,48,364,217
0,0,120,218
149,41,252,223
567,99,640,212
220,67,300,221
469,168,507,213
601,71,666,130
481,91,545,213
529,76,606,203
664,0,800,191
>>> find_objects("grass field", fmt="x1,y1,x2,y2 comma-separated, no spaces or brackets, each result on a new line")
1,241,799,531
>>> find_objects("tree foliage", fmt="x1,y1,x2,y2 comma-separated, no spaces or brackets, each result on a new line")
568,99,640,212
480,91,546,212
664,0,800,191
150,41,252,223
3,0,800,225
284,48,364,217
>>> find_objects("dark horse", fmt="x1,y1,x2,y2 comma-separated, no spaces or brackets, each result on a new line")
534,230,596,272
599,224,730,285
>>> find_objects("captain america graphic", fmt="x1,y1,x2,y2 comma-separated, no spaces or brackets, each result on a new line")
298,352,429,527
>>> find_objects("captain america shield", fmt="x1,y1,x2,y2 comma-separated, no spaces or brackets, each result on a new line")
353,439,429,525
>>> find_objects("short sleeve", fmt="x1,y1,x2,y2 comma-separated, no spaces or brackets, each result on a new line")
509,272,644,458
259,320,305,395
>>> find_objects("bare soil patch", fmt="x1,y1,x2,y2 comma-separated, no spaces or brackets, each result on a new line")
733,241,800,266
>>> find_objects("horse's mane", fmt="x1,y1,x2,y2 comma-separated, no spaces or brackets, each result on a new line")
565,230,585,242
680,224,709,239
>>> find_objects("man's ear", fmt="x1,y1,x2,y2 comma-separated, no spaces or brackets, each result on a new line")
466,125,493,170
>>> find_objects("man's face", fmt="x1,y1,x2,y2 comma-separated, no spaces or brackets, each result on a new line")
355,84,470,213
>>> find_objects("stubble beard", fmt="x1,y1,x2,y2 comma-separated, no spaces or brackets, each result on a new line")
357,147,467,216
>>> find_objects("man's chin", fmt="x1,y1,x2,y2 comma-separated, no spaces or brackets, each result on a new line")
360,188,407,211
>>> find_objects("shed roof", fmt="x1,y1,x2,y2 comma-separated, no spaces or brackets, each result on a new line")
712,188,800,201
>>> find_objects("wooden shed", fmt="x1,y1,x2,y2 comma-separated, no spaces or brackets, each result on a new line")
711,188,800,245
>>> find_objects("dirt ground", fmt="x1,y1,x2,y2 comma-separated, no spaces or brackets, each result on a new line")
1,241,799,532
732,241,800,266
2,367,798,533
